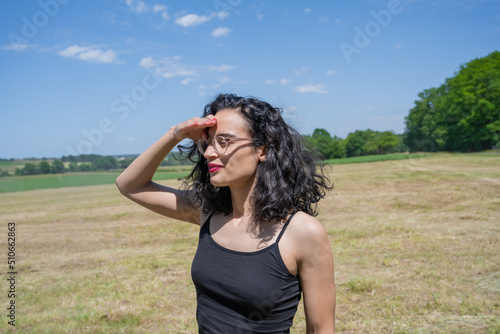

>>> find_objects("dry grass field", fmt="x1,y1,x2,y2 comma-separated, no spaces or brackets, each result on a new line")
0,153,499,333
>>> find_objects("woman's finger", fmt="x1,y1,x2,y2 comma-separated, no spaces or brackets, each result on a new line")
176,116,217,141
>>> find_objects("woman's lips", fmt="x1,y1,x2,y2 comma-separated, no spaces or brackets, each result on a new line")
208,163,223,173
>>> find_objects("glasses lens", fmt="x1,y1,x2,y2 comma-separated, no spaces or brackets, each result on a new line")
215,136,228,155
197,136,231,155
197,139,208,154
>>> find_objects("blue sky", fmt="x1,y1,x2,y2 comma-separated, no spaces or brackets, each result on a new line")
1,0,498,159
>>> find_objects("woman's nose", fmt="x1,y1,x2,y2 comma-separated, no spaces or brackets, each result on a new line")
204,141,218,159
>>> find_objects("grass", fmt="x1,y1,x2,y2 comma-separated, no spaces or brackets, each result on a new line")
325,153,431,165
0,169,189,193
0,153,499,333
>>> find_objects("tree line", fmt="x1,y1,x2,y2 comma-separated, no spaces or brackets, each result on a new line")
13,156,130,176
303,129,407,160
303,51,499,157
8,152,187,176
404,51,499,152
8,131,406,177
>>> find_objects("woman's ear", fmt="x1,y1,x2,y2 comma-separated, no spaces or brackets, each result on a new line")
257,144,268,162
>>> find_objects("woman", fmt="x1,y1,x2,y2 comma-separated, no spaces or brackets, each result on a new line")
116,94,336,333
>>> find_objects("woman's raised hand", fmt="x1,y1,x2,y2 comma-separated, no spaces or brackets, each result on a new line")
173,116,217,141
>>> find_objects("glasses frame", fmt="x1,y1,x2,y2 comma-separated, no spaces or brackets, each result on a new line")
197,135,254,156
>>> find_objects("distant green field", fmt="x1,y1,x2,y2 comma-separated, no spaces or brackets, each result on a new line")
0,154,432,193
2,152,493,193
325,153,431,164
0,160,21,166
0,171,188,193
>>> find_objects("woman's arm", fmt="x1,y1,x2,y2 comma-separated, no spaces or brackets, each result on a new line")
296,215,336,333
115,116,217,225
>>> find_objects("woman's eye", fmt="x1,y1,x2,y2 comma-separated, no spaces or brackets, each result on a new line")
218,138,231,146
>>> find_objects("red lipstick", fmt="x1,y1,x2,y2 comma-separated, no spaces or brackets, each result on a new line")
208,163,223,173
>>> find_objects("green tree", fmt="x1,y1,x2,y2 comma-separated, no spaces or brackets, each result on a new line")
377,131,400,154
21,163,40,175
311,128,335,159
330,136,346,159
345,130,371,157
68,161,78,172
91,156,117,171
391,134,410,153
405,51,500,152
303,129,346,159
344,129,401,157
39,161,52,174
51,160,65,174
78,163,91,172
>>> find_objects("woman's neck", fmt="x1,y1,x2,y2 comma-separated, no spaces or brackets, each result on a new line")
229,177,257,221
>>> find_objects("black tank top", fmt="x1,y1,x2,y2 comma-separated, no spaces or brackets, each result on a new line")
191,212,302,334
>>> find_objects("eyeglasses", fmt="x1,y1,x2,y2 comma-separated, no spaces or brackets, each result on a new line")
197,135,253,155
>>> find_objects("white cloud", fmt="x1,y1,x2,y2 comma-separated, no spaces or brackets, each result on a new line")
304,8,312,13
218,11,230,19
209,64,235,72
155,57,197,78
181,78,192,85
394,41,403,49
198,84,207,96
211,27,232,37
139,56,156,68
59,45,118,64
257,14,263,20
1,44,31,52
213,76,231,88
153,5,169,19
153,5,167,13
176,13,213,27
139,57,234,80
334,18,342,25
293,66,311,75
326,70,335,76
125,0,149,13
294,83,327,94
175,12,228,27
266,78,290,85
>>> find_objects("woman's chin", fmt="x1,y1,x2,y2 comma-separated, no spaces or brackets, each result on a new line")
209,177,226,187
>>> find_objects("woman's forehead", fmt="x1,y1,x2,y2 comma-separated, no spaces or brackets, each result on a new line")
209,109,251,136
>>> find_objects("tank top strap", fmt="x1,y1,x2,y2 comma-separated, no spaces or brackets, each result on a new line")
201,212,215,234
276,210,298,243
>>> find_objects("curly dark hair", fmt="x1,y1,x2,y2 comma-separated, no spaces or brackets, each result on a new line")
178,93,333,224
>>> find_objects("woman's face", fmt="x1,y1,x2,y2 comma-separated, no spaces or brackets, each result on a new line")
203,108,266,189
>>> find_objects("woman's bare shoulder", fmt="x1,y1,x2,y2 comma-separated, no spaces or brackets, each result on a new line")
287,211,330,258
289,211,328,238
